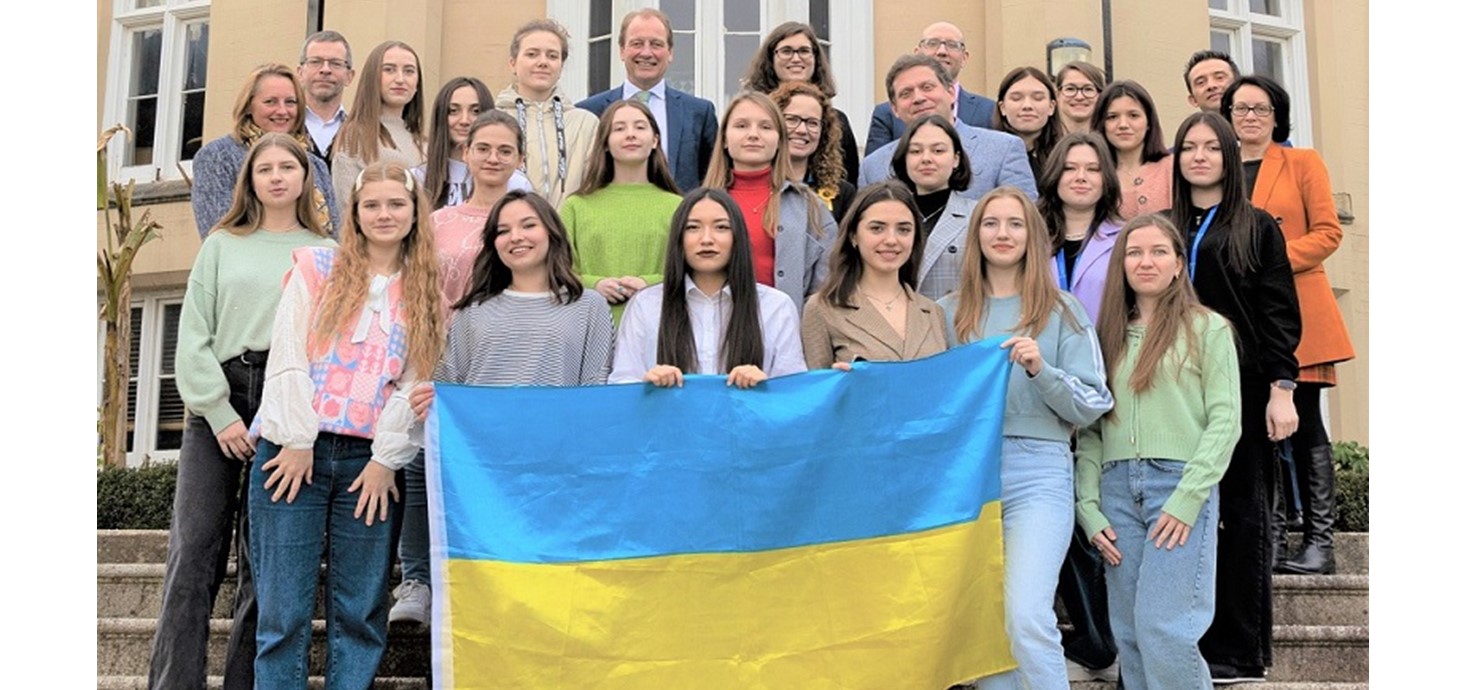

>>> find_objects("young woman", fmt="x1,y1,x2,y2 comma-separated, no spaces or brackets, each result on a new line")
1076,214,1242,690
387,110,529,626
1035,131,1126,681
937,186,1113,690
889,113,975,301
1038,132,1125,322
249,161,444,689
191,64,338,238
495,19,599,206
1222,75,1355,575
150,134,334,690
1170,112,1300,683
414,77,532,209
768,81,854,223
609,188,807,386
560,100,683,322
331,41,427,206
702,91,838,314
742,21,859,184
1055,62,1106,136
1094,81,1173,220
800,182,947,368
994,67,1061,177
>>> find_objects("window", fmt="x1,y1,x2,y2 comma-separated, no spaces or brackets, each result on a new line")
556,0,873,137
1208,0,1311,145
100,292,185,467
103,0,210,183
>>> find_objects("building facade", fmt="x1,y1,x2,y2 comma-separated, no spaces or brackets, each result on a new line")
97,0,1368,465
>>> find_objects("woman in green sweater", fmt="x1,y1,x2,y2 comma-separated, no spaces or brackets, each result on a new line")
1076,214,1241,690
150,133,334,690
560,99,682,322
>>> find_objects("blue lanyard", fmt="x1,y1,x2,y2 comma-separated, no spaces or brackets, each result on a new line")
1055,247,1070,291
1188,205,1218,282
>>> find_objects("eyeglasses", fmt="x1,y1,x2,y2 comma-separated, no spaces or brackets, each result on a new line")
775,46,815,60
784,115,823,133
303,57,350,71
918,38,966,52
1060,84,1099,98
1231,104,1275,118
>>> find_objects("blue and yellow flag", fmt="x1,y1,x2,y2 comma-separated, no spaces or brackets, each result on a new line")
426,342,1015,689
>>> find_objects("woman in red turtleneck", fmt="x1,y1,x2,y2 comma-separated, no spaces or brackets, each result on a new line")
702,91,837,313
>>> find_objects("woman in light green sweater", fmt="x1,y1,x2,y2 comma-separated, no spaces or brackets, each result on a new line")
151,134,334,689
1076,214,1241,690
560,99,682,322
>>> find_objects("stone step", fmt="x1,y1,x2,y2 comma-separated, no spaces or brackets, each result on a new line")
96,618,430,678
1285,533,1368,575
96,563,406,620
1269,625,1368,682
1273,574,1369,627
97,676,425,690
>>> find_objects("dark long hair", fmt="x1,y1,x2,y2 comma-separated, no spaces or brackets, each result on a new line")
994,67,1062,175
818,181,926,308
1220,73,1292,143
742,22,838,97
1169,112,1258,273
575,99,681,197
455,190,584,308
657,188,764,374
1037,132,1122,252
334,41,426,163
1093,80,1168,165
424,77,493,210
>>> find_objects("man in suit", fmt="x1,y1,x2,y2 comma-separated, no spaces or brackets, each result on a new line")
865,22,997,153
859,55,1036,201
296,30,354,168
577,8,717,192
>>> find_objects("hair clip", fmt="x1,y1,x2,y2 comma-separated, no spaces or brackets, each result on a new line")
354,167,418,194
353,170,367,193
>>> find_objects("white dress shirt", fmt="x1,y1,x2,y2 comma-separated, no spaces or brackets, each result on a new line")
621,80,671,161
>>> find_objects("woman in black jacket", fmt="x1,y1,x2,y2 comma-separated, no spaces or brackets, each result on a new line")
1168,111,1301,684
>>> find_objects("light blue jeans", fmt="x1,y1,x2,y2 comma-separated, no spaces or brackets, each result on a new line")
1101,459,1219,690
979,437,1074,690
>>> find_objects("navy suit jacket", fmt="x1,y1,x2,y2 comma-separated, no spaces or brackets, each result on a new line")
864,86,997,154
578,84,718,193
859,120,1036,202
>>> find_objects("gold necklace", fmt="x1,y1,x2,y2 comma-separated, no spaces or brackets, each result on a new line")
859,286,904,312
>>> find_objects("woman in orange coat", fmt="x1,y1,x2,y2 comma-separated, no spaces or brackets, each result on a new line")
1223,75,1354,575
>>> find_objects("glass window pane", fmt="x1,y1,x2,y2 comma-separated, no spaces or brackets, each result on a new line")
155,377,184,451
160,304,181,375
1210,30,1232,55
667,33,696,94
589,38,611,96
663,0,695,31
1252,38,1284,85
724,35,760,102
1249,0,1280,16
133,0,163,8
1208,0,1228,9
180,91,205,161
130,28,163,97
724,1,759,32
183,22,208,91
590,0,612,36
128,96,158,166
810,0,830,43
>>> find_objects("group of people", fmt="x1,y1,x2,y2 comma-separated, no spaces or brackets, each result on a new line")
151,10,1353,690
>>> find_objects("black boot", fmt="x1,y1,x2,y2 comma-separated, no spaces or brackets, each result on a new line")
1277,444,1337,575
1270,460,1289,570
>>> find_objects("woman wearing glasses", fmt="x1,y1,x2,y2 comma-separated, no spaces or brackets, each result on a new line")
769,82,855,223
1055,62,1106,136
743,22,860,184
1222,75,1354,576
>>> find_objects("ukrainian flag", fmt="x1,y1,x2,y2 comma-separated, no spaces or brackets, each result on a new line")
426,342,1014,689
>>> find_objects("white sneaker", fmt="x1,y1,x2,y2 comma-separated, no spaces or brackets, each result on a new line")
389,579,431,625
1066,657,1119,682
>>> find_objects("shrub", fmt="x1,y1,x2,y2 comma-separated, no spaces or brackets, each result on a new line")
1332,441,1368,532
97,462,178,529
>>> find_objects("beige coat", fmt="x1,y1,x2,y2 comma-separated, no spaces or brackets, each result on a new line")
800,288,948,368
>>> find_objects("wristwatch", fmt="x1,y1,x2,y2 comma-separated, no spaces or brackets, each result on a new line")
1271,379,1297,392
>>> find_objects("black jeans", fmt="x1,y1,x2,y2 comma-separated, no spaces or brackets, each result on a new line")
147,352,267,690
1199,379,1276,669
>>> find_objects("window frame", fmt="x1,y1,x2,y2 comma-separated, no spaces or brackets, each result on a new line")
102,0,211,184
1208,0,1311,146
98,289,186,467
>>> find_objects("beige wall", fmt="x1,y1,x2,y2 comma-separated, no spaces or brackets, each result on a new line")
202,1,311,142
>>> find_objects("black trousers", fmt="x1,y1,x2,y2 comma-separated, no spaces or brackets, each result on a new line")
1199,379,1276,669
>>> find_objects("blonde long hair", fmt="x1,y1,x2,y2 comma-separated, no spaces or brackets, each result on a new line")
702,91,827,239
952,186,1077,342
310,162,443,376
215,134,327,238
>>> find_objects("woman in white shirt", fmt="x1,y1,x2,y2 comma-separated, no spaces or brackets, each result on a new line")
610,187,807,387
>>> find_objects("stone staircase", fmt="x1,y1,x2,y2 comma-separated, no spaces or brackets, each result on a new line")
97,530,1367,689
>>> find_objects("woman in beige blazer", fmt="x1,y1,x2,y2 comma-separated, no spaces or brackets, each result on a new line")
801,181,948,367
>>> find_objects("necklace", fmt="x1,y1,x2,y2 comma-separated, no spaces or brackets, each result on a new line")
920,204,946,225
859,286,904,312
259,223,303,233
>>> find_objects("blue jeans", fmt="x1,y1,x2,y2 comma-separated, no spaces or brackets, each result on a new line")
979,437,1074,690
397,449,430,585
1102,459,1219,690
249,433,395,690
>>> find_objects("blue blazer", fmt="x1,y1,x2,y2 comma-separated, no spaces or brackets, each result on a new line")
859,120,1037,202
578,85,718,193
864,86,997,154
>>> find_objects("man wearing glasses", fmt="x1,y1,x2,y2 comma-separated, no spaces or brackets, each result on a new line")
865,22,996,153
297,30,356,166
